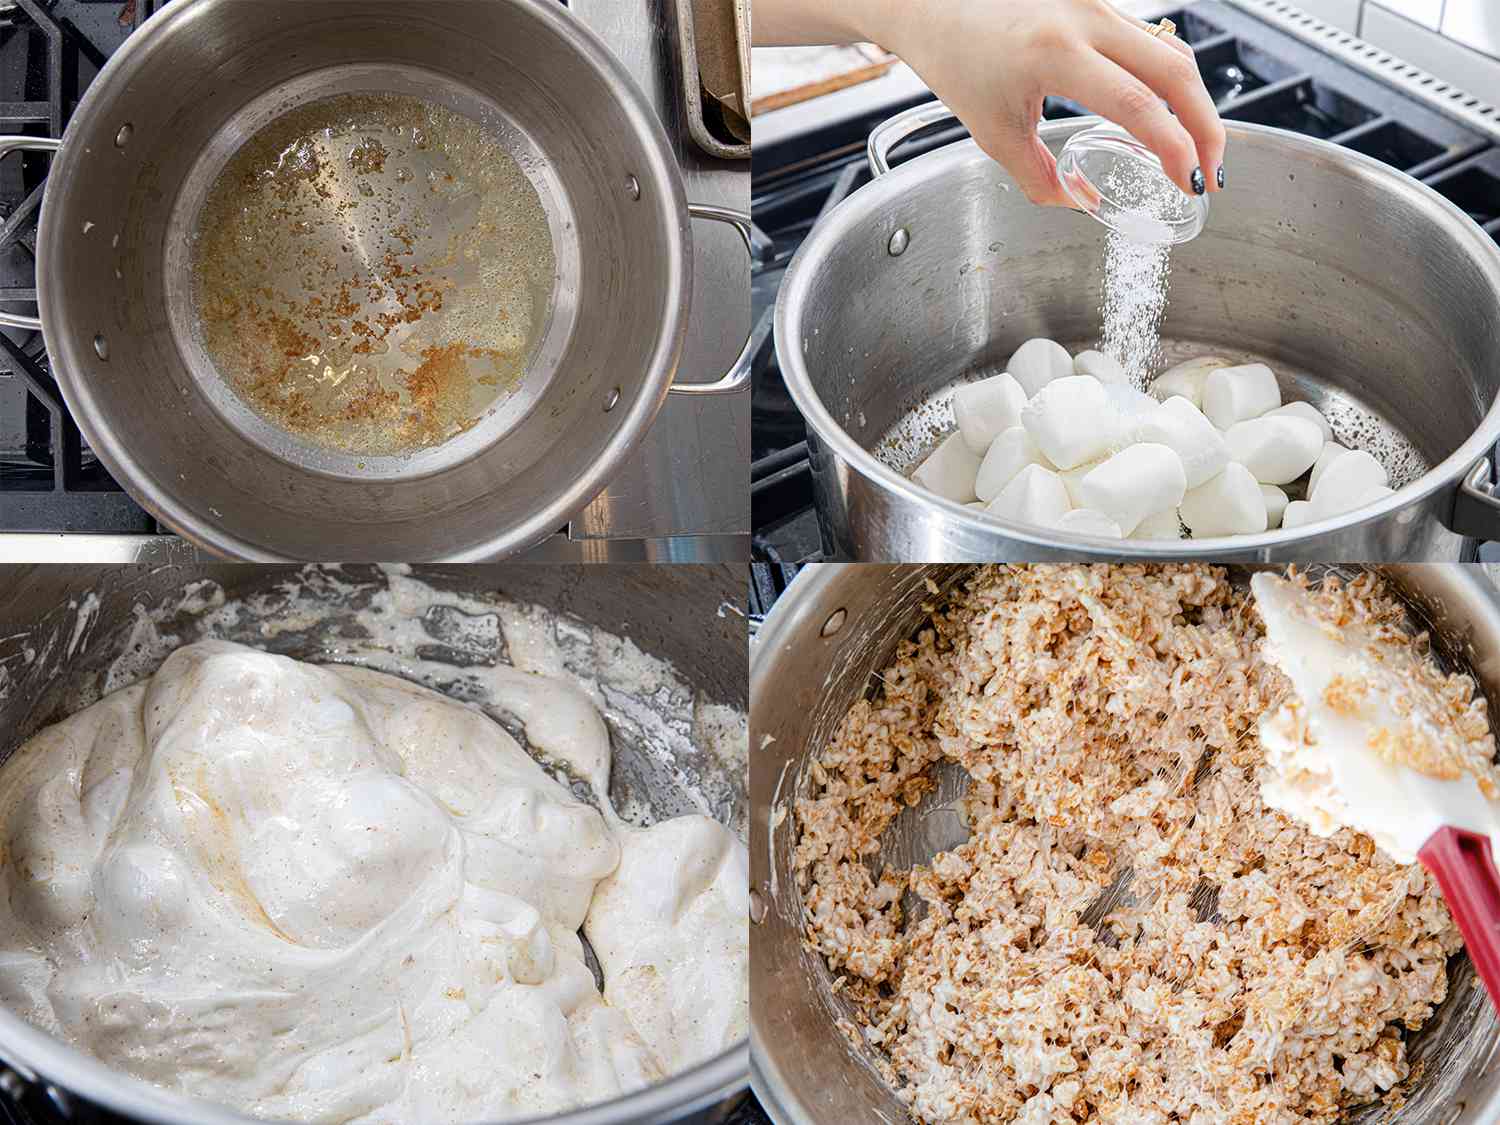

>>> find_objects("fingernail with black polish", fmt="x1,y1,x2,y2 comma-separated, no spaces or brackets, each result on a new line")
1191,167,1206,195
1216,164,1225,190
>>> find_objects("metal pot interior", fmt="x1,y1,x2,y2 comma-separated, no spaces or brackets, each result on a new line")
39,0,689,560
0,563,749,1124
751,563,1500,1125
779,121,1500,546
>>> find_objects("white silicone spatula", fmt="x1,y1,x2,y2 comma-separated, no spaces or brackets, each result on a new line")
1251,572,1500,1009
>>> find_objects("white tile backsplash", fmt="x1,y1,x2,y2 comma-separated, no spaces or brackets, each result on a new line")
1442,0,1500,59
1369,0,1445,32
1292,0,1363,31
1290,0,1500,67
1362,3,1500,97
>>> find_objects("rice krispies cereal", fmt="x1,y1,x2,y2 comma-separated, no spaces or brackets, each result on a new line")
794,565,1468,1125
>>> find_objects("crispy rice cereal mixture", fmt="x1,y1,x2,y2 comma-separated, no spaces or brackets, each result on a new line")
794,565,1468,1125
1261,572,1499,793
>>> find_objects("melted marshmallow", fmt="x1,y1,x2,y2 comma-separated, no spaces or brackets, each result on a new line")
1252,573,1500,864
0,640,746,1122
585,817,749,1073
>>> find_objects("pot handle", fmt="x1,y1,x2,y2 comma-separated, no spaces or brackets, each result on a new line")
670,203,754,396
868,100,958,178
1448,457,1500,540
0,135,61,331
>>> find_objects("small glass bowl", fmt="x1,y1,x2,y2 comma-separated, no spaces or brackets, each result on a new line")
1057,121,1209,245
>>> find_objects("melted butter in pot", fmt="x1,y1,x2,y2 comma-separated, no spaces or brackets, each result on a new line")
191,93,557,457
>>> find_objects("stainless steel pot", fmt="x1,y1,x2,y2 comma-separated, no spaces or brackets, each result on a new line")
0,563,749,1125
775,106,1500,561
16,0,751,561
750,563,1500,1124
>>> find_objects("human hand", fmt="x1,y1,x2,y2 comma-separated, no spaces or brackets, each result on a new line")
863,0,1226,205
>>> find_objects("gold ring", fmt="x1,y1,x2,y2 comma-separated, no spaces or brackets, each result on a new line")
1147,17,1177,38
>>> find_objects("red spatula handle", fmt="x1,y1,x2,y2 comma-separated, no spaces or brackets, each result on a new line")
1419,826,1500,1011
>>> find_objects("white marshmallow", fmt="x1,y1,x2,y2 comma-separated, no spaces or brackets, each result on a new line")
975,426,1046,502
1006,337,1074,398
1353,485,1395,508
1281,500,1316,529
1078,443,1187,536
1021,375,1114,470
1201,363,1281,430
1056,508,1124,538
1103,384,1161,449
1138,396,1230,489
1311,449,1390,516
953,372,1028,455
1224,415,1324,485
1130,508,1184,540
1180,463,1268,537
1265,400,1334,443
911,432,980,503
986,463,1072,528
1260,484,1289,529
1149,356,1231,408
1074,349,1129,385
1308,442,1349,495
1060,459,1102,508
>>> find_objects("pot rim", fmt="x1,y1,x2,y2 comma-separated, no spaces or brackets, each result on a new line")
774,118,1500,557
0,997,748,1125
749,562,851,1125
35,0,693,562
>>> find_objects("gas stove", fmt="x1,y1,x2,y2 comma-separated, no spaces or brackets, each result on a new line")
0,0,154,540
0,0,750,563
750,0,1500,564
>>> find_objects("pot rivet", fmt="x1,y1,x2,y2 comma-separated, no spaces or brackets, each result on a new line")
888,228,910,256
605,386,621,412
821,608,847,637
625,175,641,201
114,123,133,149
749,887,769,924
0,1071,25,1101
93,334,109,361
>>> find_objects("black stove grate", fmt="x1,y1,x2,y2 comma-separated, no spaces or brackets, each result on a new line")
748,558,802,639
750,0,1500,564
0,0,161,534
0,1084,773,1125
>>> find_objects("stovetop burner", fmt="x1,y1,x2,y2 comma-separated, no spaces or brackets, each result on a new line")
750,0,1500,564
0,0,160,535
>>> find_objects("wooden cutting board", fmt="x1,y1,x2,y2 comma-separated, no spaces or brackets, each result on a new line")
751,44,898,116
